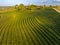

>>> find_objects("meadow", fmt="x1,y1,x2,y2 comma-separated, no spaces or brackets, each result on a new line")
0,6,60,45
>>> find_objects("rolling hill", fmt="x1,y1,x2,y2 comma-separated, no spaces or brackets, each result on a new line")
0,7,60,45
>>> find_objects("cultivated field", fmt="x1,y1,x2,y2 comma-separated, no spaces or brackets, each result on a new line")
56,6,60,11
0,7,60,45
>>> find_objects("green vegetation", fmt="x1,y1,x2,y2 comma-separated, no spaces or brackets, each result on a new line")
0,5,60,45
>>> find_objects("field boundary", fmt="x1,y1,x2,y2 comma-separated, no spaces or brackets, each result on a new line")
53,8,60,13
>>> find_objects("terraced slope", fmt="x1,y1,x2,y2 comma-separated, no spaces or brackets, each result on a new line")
0,8,60,45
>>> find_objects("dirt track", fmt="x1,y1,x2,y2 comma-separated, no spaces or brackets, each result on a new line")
53,8,60,13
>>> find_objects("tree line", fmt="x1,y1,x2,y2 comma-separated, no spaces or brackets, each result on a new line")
15,4,56,10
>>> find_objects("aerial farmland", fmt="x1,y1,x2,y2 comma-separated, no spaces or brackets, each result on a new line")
0,0,60,45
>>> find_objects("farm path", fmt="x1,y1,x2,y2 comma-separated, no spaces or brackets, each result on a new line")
53,8,60,13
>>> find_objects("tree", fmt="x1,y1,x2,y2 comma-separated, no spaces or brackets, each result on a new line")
49,5,53,8
19,4,25,10
29,4,37,10
43,5,46,8
15,4,18,9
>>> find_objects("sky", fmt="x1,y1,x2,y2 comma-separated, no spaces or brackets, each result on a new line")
0,0,60,6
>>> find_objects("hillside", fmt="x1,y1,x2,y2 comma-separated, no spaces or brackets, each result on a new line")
0,7,60,45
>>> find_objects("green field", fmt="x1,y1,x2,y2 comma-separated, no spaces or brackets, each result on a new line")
0,8,60,45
